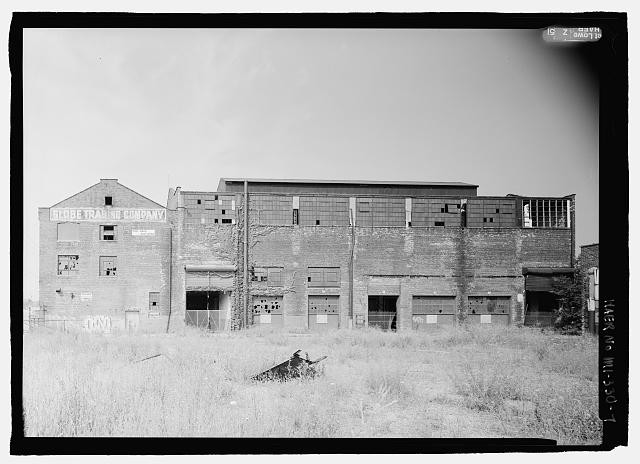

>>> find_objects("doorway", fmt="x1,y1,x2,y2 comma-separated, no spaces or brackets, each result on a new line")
185,290,222,330
368,295,398,331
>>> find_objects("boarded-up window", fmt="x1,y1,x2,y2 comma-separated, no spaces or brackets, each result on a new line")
252,295,283,315
468,296,510,314
57,223,79,241
308,295,339,314
99,256,117,276
57,255,79,275
412,296,456,314
100,225,117,241
308,267,340,287
252,267,284,286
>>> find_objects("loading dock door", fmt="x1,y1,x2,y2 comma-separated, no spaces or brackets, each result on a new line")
308,295,339,331
467,296,510,325
368,295,397,331
412,296,456,329
252,295,284,328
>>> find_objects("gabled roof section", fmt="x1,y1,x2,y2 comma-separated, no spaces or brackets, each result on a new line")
51,179,164,209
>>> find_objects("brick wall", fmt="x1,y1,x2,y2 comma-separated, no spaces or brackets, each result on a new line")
38,180,171,333
247,225,572,330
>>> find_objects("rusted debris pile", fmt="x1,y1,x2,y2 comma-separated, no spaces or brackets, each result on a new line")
252,350,327,382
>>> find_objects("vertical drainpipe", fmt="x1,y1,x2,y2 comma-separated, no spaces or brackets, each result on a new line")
165,226,173,333
349,209,355,328
243,180,249,329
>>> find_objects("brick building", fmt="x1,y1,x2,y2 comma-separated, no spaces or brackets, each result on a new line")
38,179,171,333
39,177,576,333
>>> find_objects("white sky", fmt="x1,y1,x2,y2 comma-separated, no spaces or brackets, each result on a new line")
22,27,599,300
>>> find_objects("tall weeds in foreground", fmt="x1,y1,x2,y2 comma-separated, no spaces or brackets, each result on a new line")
23,325,600,442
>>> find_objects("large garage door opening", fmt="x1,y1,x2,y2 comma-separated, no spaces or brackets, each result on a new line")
186,291,224,331
368,295,397,331
524,291,558,327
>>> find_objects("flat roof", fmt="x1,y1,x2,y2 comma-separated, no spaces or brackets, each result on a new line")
219,178,479,188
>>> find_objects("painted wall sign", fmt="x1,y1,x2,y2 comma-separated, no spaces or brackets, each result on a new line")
80,292,92,301
50,208,166,222
132,229,156,236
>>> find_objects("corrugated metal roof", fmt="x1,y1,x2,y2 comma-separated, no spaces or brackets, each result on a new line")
219,178,479,188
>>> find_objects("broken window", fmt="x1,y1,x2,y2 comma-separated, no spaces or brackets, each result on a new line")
100,225,117,241
149,292,160,312
221,218,232,224
411,198,462,228
105,196,112,206
57,255,79,276
523,199,569,228
57,223,79,241
308,267,340,287
99,256,117,276
466,198,516,228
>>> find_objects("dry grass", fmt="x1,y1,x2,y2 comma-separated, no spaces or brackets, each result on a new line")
22,325,601,442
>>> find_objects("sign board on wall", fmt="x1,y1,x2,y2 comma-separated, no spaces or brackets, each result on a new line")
80,292,92,301
132,229,156,236
50,208,166,222
480,315,492,324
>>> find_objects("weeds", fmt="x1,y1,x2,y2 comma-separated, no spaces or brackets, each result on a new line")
23,325,600,442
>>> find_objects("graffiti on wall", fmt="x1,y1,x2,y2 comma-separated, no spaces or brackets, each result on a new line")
85,315,112,333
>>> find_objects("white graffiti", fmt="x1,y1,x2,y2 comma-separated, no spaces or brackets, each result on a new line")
85,315,112,333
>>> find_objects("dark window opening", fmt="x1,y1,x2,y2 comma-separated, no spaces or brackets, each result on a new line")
441,207,445,213
221,218,232,224
408,221,411,227
214,218,219,223
524,291,558,327
293,209,299,225
100,225,116,241
435,221,445,226
214,195,218,200
483,217,487,222
221,209,226,214
489,218,494,223
316,219,320,225
496,208,500,213
105,196,112,206
368,295,397,331
197,199,201,204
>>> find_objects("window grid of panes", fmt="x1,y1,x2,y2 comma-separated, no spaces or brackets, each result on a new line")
466,199,517,228
183,193,235,225
522,199,568,228
411,198,461,227
357,197,405,227
250,195,292,225
299,196,350,226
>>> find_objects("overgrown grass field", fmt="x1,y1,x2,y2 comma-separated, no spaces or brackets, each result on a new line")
22,326,601,442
